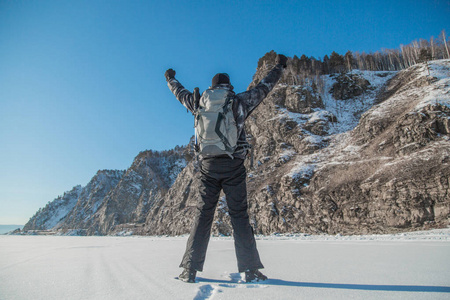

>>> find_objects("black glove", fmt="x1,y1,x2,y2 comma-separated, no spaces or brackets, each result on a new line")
165,68,176,81
275,54,288,68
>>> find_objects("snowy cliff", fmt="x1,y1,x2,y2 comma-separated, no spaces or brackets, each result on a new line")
23,58,450,236
23,185,83,231
142,58,450,236
23,148,188,235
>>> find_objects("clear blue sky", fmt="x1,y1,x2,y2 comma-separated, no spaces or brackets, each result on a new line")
1,0,449,225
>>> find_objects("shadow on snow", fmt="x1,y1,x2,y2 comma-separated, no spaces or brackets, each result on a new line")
196,277,450,293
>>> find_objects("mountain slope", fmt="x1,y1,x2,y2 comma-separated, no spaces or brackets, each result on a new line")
248,59,449,234
23,185,83,232
22,148,188,235
23,170,124,234
22,58,450,236
143,59,449,236
54,170,125,235
84,148,188,235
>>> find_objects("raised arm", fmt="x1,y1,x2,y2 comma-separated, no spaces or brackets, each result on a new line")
236,54,287,115
165,69,195,113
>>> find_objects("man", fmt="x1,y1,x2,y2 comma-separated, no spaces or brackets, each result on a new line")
164,53,287,283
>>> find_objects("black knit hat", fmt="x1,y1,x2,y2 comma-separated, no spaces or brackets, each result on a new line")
211,73,230,87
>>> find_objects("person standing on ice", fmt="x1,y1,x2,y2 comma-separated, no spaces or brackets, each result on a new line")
164,53,287,283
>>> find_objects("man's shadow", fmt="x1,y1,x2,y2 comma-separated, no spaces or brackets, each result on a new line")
197,276,450,293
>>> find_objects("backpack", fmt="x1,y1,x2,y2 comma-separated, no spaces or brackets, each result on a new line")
194,88,238,157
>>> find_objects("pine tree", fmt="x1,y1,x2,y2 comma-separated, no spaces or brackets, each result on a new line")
322,55,330,74
329,51,345,73
257,50,277,69
418,48,432,63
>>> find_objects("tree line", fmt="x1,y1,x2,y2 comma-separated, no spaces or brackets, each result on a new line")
257,30,450,85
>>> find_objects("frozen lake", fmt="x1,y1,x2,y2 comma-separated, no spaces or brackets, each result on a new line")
1,229,450,300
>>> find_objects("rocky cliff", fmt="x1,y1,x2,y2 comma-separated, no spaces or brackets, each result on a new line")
142,58,450,236
23,148,188,235
23,185,83,232
23,56,450,236
83,148,188,235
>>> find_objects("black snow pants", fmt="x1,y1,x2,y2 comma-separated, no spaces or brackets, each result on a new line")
180,156,264,273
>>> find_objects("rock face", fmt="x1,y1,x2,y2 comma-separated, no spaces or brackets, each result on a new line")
330,73,371,100
143,58,450,236
55,170,125,235
85,149,187,235
23,148,188,235
23,57,450,236
242,59,449,235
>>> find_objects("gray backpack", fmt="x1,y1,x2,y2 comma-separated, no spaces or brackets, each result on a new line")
194,88,238,157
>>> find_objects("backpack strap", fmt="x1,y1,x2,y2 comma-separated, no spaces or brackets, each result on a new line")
215,113,234,153
215,95,236,158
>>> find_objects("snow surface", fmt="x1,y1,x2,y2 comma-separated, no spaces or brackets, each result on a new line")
416,59,450,110
367,59,450,119
1,229,449,300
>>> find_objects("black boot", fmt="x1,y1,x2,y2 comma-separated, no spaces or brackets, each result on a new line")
179,268,196,283
244,269,268,282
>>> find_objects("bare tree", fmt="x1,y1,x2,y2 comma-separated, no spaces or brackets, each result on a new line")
441,30,450,59
430,36,436,60
344,51,354,73
412,40,420,63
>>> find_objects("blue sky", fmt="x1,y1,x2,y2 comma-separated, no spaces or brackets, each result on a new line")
1,0,449,225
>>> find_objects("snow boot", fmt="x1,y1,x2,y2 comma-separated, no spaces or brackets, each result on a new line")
244,269,268,282
178,268,196,283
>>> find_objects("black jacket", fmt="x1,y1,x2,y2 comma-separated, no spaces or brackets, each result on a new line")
167,64,284,159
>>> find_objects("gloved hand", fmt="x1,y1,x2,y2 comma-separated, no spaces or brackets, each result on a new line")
165,69,176,81
275,54,288,68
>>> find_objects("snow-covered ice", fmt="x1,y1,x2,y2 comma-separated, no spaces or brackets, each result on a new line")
1,229,449,300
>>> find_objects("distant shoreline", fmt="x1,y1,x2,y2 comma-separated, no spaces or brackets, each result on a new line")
0,225,24,235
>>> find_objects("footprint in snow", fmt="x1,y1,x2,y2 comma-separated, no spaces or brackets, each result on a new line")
228,272,244,283
193,284,220,300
